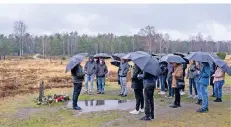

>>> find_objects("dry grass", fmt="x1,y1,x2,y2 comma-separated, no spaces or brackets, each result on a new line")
0,58,132,97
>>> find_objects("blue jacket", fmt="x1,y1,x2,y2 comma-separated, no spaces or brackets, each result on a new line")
198,62,211,86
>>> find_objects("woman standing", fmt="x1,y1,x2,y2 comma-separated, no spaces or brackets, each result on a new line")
213,66,225,102
186,60,197,99
170,63,184,108
71,63,85,110
129,64,144,115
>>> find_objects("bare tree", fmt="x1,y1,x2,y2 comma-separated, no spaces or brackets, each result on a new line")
13,21,27,56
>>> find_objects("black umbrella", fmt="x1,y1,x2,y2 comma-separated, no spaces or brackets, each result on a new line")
110,59,120,67
174,52,189,64
161,54,186,63
94,53,111,59
214,59,231,75
111,53,126,61
131,52,161,76
184,52,215,63
65,53,87,73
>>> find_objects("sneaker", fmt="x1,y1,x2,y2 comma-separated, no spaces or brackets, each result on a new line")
214,98,222,102
180,91,185,96
169,104,178,108
158,91,166,95
140,116,151,121
188,95,193,99
129,109,140,115
139,108,144,113
84,90,88,94
97,92,101,94
88,91,92,95
197,108,208,113
73,106,82,110
150,115,154,119
193,95,198,99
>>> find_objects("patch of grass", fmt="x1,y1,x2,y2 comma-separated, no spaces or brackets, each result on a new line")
225,74,231,86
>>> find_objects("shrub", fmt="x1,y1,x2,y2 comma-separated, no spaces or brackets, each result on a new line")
216,52,226,60
61,56,66,60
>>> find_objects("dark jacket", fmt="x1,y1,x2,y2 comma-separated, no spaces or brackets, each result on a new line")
138,72,156,88
96,63,108,78
71,64,85,83
118,62,130,77
131,65,143,89
160,62,168,76
84,61,97,75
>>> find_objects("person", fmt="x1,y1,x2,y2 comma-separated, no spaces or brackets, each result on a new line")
138,72,156,121
186,60,198,99
158,62,168,95
180,63,187,95
167,62,174,98
71,63,85,110
213,66,225,102
84,56,97,95
195,62,202,105
210,62,216,97
96,59,108,94
129,64,144,115
197,62,210,113
170,63,184,108
118,59,130,97
95,58,100,92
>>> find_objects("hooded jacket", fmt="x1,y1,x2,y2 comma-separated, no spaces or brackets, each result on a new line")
118,62,130,77
198,62,211,86
84,60,97,75
71,64,85,83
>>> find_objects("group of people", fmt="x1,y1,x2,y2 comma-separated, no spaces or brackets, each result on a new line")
70,55,226,121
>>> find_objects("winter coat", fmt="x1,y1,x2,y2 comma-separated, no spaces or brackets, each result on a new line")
131,65,143,89
84,61,97,75
172,64,183,88
96,63,108,78
198,62,211,86
71,64,85,83
213,67,225,83
187,63,197,79
138,72,156,88
118,62,130,77
160,62,168,76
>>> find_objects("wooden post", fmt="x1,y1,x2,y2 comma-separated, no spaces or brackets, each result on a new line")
39,81,44,102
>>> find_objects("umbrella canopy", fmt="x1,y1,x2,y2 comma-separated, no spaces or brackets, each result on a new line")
94,53,111,59
161,54,186,63
65,53,87,73
111,53,126,61
131,52,161,76
184,52,215,63
173,52,187,57
214,59,231,75
210,53,220,60
110,59,120,67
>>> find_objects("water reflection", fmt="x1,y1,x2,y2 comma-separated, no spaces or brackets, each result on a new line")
83,100,126,106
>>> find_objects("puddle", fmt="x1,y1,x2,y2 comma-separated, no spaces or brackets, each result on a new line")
65,100,136,113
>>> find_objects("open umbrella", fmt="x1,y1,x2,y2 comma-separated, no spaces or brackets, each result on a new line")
110,59,120,67
111,53,126,61
161,54,186,63
94,53,111,59
184,52,215,63
214,59,231,75
131,52,161,76
65,53,87,73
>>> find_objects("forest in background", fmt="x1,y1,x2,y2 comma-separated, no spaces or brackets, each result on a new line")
0,20,231,58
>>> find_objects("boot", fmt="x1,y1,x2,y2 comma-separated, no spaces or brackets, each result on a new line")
214,98,222,102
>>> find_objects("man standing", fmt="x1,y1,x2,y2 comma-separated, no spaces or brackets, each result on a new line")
158,62,168,95
96,59,108,94
84,56,97,95
167,62,174,98
118,59,130,97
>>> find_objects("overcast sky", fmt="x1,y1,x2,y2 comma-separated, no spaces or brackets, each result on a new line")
0,4,230,40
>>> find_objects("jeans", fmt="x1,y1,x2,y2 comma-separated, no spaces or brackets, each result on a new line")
144,86,154,118
167,75,174,97
195,77,202,100
214,80,224,99
134,88,144,111
189,78,197,95
97,77,105,93
200,84,208,109
120,77,127,95
73,83,82,108
156,77,160,88
174,87,181,106
85,74,95,92
160,75,167,91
